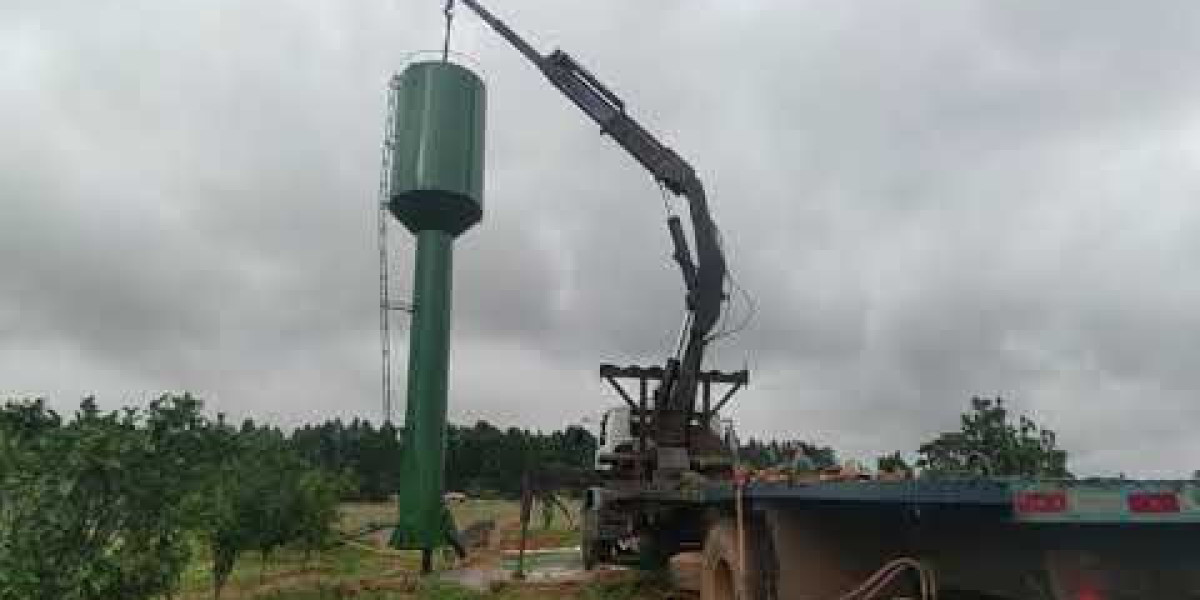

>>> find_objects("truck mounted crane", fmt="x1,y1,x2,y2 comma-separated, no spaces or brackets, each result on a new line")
442,3,1200,598
448,0,746,479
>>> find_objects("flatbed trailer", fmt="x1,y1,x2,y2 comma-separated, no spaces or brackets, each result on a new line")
584,478,1200,599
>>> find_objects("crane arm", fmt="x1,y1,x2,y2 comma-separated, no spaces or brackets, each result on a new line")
454,0,728,417
457,1,693,192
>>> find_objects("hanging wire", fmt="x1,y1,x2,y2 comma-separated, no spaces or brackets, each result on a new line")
707,222,758,345
656,178,756,346
706,270,734,342
710,270,757,344
442,0,455,62
834,557,938,600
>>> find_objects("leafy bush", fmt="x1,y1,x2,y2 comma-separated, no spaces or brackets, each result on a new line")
917,396,1071,478
0,395,344,600
0,395,211,600
189,424,344,598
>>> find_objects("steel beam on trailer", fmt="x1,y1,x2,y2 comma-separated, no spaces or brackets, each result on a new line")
599,363,749,385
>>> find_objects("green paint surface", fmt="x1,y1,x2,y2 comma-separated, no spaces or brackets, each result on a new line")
391,230,457,549
388,61,486,237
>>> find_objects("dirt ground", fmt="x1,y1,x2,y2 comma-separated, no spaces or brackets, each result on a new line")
181,499,666,600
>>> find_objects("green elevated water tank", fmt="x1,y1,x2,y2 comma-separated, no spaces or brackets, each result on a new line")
388,61,486,236
386,60,486,558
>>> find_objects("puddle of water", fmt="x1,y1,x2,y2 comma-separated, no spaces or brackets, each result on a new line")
499,547,587,582
440,567,508,592
442,548,628,591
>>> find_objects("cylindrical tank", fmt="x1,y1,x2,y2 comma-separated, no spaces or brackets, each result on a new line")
386,60,486,556
388,61,486,236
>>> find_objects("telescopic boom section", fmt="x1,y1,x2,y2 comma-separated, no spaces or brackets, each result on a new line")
455,0,728,418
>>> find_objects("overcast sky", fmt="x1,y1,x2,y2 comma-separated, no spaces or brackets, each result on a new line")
4,1,1199,477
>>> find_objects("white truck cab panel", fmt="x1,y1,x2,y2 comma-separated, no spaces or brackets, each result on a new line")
595,406,636,470
595,406,735,471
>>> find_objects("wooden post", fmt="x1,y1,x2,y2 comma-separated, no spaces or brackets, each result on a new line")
515,472,532,580
639,376,649,482
735,475,747,599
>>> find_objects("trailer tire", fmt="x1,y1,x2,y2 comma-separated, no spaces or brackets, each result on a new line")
638,530,671,571
701,519,763,600
581,495,614,570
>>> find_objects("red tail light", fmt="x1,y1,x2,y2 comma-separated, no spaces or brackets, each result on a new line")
1016,491,1068,513
1128,492,1180,513
1077,583,1102,600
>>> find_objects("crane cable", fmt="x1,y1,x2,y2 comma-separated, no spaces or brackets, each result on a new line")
442,0,455,62
706,224,757,346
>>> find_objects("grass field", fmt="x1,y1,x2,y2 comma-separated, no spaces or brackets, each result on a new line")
177,498,659,600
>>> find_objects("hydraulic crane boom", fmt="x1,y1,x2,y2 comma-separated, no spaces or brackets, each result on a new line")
453,0,729,444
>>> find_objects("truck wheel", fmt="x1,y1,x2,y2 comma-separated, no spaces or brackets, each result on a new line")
582,542,594,570
638,530,671,571
701,519,763,600
581,502,610,570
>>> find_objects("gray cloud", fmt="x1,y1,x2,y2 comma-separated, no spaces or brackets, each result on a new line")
3,1,1200,477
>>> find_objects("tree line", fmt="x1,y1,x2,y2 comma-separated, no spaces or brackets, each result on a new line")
733,397,1072,480
289,418,598,501
737,438,839,470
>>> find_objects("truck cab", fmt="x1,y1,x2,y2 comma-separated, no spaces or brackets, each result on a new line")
594,406,643,474
595,405,736,474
